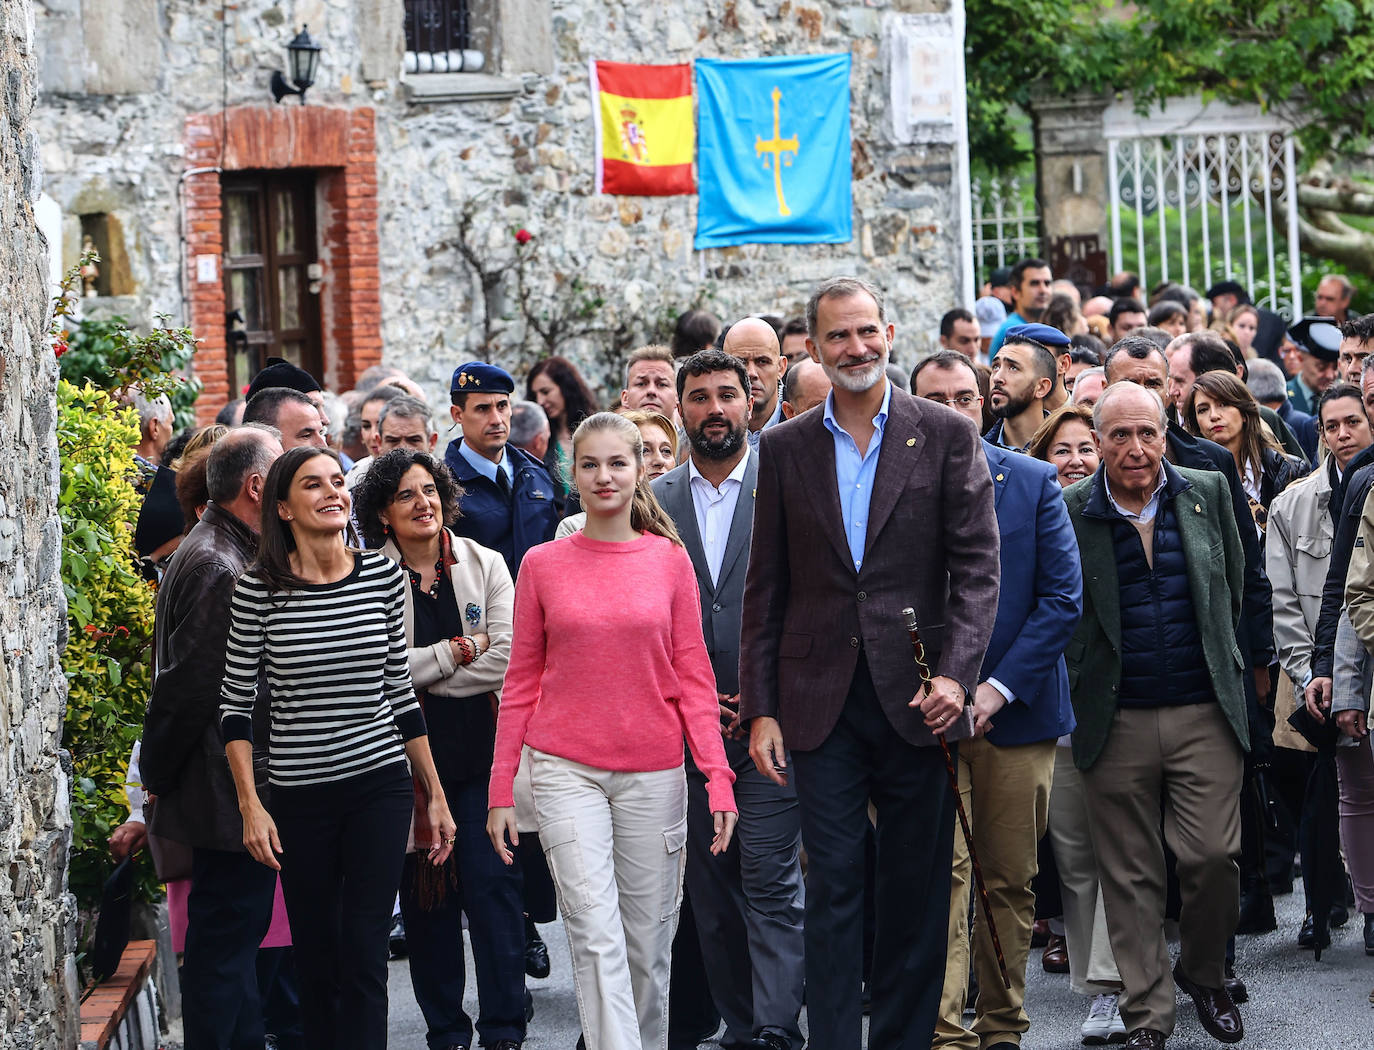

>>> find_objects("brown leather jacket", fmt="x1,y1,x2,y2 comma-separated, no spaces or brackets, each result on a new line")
141,502,268,852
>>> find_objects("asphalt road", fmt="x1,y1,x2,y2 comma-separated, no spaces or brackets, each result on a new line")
385,880,1374,1049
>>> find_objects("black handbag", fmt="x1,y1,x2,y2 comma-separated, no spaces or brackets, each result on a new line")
1287,701,1340,752
87,857,134,983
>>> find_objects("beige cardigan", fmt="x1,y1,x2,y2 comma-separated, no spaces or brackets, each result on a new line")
380,529,514,700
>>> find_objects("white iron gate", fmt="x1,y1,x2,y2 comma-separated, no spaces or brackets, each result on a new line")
971,175,1040,288
1104,98,1302,318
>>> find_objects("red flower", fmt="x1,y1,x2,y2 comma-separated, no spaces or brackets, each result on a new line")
54,342,68,358
515,228,533,244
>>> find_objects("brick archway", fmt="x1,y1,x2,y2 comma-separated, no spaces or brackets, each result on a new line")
184,105,381,421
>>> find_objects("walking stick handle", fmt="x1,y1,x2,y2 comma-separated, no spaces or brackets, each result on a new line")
900,607,1012,990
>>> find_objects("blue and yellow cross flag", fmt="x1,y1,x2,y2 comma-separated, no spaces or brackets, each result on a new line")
694,53,853,250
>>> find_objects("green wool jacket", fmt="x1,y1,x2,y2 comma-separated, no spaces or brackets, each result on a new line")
1062,462,1250,770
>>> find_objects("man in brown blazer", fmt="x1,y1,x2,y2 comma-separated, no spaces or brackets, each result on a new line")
739,276,1001,1050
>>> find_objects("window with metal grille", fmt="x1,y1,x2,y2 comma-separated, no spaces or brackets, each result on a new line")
404,0,484,73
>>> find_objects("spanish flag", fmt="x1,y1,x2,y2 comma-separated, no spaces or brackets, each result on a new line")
591,60,694,196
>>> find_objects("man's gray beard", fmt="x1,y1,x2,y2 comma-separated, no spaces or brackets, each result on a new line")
822,347,889,393
689,424,747,460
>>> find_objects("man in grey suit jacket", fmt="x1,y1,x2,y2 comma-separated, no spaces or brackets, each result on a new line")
653,346,806,1050
741,278,1001,1050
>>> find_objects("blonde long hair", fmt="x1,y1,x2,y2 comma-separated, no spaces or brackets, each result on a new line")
572,411,683,547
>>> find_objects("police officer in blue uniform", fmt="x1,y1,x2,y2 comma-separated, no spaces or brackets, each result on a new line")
443,361,563,989
443,362,560,576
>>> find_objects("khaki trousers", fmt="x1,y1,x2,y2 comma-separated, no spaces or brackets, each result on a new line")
934,736,1056,1050
1083,704,1243,1037
1047,746,1122,996
529,750,688,1050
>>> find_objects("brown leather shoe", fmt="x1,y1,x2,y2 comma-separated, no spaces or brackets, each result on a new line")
1030,917,1050,947
1173,962,1244,1044
1124,1030,1166,1049
1041,933,1069,973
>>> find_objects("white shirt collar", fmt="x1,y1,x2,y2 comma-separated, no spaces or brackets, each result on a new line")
688,452,749,492
1105,464,1168,523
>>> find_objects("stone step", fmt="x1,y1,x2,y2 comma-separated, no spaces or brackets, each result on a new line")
79,939,160,1050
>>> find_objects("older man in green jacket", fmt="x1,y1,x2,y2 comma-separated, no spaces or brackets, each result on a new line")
1063,382,1249,1050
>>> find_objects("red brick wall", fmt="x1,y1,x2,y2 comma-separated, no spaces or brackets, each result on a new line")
183,106,381,422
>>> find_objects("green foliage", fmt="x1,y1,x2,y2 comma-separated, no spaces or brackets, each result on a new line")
52,256,181,912
58,378,160,908
53,249,202,427
59,317,202,429
1091,1,1374,159
966,0,1107,171
968,0,1374,171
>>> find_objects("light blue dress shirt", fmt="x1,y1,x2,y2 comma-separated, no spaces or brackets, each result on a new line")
456,439,514,486
822,380,892,572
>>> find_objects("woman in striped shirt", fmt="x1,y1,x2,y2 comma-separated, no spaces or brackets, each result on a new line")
221,446,455,1050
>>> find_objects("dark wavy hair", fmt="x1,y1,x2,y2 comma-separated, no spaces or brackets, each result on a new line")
1183,369,1281,485
254,446,348,592
526,356,599,438
352,450,465,548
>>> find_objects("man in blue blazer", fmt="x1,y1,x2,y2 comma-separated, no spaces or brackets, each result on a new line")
913,350,1083,1050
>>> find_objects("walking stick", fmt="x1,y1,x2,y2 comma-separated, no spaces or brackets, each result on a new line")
902,607,1012,990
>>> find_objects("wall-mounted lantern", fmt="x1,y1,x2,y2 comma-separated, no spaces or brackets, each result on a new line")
270,26,323,104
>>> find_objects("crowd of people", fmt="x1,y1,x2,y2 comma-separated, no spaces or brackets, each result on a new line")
106,262,1374,1050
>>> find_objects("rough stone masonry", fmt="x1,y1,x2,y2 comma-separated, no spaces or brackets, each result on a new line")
0,0,78,1047
34,0,967,418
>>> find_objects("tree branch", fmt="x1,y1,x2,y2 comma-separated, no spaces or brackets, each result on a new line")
1297,180,1374,217
1307,207,1361,238
1298,215,1374,277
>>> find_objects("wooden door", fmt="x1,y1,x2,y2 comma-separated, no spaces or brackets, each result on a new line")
222,172,322,394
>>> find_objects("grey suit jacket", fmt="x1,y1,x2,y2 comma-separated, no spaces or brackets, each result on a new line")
652,451,758,696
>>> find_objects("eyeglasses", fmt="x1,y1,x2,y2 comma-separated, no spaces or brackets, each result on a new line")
923,394,982,408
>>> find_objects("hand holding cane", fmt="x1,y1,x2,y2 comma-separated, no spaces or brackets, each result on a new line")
902,607,1012,990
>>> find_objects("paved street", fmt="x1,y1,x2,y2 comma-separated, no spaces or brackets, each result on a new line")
385,878,1374,1049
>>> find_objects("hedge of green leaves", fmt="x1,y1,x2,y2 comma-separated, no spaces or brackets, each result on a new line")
53,254,200,909
58,379,161,906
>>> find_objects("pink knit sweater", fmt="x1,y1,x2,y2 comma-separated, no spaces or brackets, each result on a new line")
488,531,737,814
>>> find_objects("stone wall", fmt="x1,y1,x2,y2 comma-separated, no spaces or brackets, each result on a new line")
35,0,966,413
0,1,79,1048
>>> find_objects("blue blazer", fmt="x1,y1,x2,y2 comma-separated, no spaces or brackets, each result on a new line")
443,441,559,577
979,441,1083,746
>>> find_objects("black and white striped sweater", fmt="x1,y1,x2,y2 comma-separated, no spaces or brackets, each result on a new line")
220,550,426,787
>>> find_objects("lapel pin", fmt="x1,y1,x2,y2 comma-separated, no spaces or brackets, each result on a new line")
996,473,1005,482
906,437,915,447
1194,503,1202,513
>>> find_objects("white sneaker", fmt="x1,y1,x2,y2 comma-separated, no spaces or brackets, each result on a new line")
1081,992,1127,1045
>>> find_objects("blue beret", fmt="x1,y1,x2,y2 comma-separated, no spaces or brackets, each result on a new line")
1002,322,1072,349
450,361,515,394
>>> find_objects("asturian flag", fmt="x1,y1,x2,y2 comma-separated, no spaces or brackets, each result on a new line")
694,54,853,249
591,60,695,196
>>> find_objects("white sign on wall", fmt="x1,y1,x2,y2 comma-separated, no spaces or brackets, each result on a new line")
886,12,965,146
884,7,975,307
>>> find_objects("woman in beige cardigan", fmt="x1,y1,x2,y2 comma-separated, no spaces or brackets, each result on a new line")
353,450,526,1050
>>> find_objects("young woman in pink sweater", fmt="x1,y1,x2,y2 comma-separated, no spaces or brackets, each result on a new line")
487,411,737,1050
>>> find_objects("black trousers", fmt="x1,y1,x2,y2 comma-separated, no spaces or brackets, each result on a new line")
256,947,304,1050
181,847,277,1050
271,763,414,1050
399,776,527,1049
790,655,957,1050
